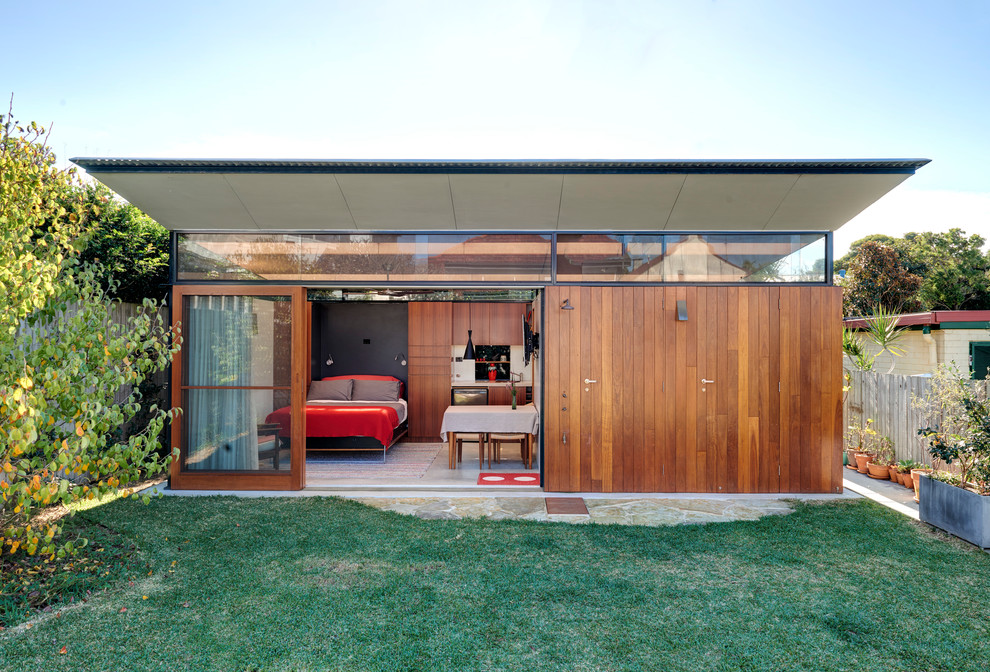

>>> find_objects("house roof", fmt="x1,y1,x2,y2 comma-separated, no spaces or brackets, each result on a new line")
844,310,990,329
70,158,929,233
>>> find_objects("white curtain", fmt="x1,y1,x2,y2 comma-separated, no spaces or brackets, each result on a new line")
185,296,259,471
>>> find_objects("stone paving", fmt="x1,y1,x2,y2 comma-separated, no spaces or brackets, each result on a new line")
352,496,795,526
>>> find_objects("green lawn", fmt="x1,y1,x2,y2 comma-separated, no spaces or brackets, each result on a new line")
1,496,988,672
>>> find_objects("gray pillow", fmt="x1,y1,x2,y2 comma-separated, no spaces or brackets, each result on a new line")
351,379,401,402
307,379,353,401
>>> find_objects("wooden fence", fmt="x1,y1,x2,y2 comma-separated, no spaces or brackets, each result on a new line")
844,371,932,464
15,301,171,425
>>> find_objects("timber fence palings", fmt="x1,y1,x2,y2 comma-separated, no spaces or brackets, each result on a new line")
15,301,170,429
844,370,932,465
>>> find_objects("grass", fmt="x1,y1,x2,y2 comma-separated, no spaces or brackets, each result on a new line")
1,496,989,672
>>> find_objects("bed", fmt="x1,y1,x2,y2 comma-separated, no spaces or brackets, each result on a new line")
263,375,409,455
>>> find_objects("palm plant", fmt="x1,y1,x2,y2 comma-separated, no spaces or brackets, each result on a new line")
862,304,907,374
842,327,876,371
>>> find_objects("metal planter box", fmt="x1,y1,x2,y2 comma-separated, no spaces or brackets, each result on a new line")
919,475,990,549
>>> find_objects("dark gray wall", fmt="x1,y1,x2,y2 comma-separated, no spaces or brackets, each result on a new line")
312,303,409,386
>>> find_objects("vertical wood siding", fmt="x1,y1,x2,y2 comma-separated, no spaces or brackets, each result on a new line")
545,286,843,494
407,302,453,440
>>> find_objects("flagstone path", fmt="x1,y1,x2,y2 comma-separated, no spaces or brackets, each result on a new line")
352,496,794,526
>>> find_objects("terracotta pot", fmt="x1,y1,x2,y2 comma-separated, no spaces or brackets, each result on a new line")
854,452,875,474
911,468,932,502
867,462,890,479
896,472,907,486
845,449,860,469
902,473,914,490
888,465,899,481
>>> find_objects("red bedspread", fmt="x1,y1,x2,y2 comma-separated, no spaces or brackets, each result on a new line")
265,404,400,447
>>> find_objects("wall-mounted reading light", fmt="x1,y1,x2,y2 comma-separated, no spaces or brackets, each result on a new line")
560,298,575,310
395,352,407,366
676,300,688,321
326,353,334,366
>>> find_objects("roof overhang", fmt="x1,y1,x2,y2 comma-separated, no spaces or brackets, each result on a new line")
844,310,990,329
70,158,929,232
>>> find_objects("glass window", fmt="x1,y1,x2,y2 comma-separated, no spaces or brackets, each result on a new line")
556,234,665,282
181,295,292,387
556,233,826,283
183,389,291,471
177,233,552,283
662,234,825,283
180,294,292,472
177,232,826,285
177,234,300,281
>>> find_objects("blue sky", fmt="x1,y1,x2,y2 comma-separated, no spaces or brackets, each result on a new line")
6,0,988,255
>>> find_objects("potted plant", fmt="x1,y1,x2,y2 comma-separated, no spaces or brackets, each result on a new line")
910,464,932,503
867,435,894,480
915,363,990,549
896,460,917,488
846,419,876,472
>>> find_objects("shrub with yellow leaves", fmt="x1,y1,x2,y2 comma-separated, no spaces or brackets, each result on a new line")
1,105,181,560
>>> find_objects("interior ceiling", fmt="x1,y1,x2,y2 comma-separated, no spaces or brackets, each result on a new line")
72,159,928,233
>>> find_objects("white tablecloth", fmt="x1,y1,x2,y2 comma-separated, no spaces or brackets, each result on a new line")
439,404,540,439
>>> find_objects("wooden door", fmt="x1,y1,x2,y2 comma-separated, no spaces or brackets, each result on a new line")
408,302,452,440
545,286,671,492
170,286,307,490
544,285,842,494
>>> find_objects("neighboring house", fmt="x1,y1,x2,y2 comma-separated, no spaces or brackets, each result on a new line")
844,311,990,378
72,158,928,494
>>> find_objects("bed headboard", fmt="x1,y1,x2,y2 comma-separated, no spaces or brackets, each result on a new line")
321,375,405,399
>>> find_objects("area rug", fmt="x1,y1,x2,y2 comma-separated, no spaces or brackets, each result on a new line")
306,443,441,480
477,473,541,486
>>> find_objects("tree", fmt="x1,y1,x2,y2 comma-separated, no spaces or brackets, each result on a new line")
1,108,180,559
834,234,911,273
76,184,170,304
838,230,990,311
841,241,921,316
904,229,990,310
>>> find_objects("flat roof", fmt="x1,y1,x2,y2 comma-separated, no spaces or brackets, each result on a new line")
71,158,929,232
844,310,990,329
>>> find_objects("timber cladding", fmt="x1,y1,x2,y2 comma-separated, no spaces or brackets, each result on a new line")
407,302,453,441
545,286,843,494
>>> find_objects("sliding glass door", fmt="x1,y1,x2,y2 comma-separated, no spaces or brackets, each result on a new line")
170,286,306,489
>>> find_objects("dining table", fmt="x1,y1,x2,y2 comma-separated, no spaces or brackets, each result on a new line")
439,404,540,469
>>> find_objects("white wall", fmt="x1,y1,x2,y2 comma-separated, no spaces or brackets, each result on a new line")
854,328,990,376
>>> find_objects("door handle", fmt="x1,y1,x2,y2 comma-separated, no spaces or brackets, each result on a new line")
584,379,598,384
701,379,715,384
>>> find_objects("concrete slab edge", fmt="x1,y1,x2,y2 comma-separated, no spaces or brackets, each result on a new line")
148,484,858,501
843,478,919,521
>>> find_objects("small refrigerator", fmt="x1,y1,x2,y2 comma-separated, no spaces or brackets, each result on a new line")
452,387,488,406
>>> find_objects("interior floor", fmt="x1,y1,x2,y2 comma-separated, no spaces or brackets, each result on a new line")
304,438,540,488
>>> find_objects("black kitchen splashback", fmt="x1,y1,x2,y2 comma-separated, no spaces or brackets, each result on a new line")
473,345,510,380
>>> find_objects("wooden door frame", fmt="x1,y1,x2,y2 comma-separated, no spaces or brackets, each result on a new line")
169,285,306,490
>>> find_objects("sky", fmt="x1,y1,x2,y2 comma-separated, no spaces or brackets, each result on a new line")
4,0,988,256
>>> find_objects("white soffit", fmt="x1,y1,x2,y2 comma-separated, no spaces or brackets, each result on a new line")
75,159,928,232
223,173,354,229
449,174,563,230
558,174,684,230
765,173,911,230
335,174,455,230
103,173,254,230
666,174,799,230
